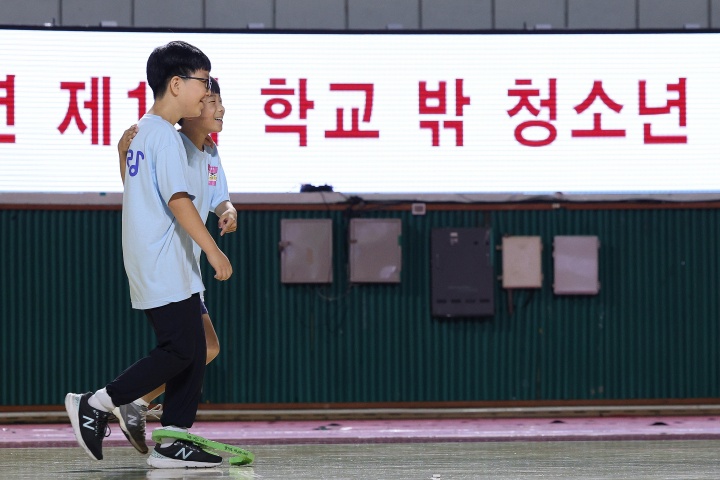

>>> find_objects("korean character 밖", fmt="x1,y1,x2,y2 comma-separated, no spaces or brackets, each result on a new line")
262,78,314,146
0,74,15,144
418,79,471,146
507,78,557,147
639,78,687,144
324,83,379,139
572,80,626,138
57,76,111,146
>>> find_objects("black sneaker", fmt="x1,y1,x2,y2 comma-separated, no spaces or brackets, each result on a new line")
112,401,149,454
147,439,222,469
64,392,111,460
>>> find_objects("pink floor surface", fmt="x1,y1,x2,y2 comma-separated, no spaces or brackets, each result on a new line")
3,416,720,448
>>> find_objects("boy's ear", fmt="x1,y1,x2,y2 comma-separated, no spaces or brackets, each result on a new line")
169,76,183,97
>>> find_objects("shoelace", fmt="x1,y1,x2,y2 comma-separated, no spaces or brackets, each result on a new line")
147,404,163,420
97,413,112,438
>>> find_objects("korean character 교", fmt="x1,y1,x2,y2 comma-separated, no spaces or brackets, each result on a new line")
418,79,471,146
262,78,314,146
0,74,15,144
57,76,111,146
324,83,379,139
507,79,557,147
572,80,625,138
639,78,687,144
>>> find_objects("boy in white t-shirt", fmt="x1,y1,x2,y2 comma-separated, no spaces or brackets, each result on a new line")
113,77,236,455
65,41,232,469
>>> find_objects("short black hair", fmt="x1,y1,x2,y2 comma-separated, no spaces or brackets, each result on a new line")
209,76,220,95
146,41,211,99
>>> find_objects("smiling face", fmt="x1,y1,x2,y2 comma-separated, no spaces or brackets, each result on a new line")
179,69,211,118
183,93,225,134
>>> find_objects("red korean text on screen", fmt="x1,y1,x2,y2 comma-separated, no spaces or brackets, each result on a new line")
0,74,15,144
639,78,687,144
57,77,111,146
507,78,557,147
572,80,626,138
262,78,314,146
325,83,379,139
419,79,471,146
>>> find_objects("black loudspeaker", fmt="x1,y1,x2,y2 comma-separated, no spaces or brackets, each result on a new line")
431,227,494,317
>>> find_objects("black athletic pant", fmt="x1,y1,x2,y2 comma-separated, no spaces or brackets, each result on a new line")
105,293,207,428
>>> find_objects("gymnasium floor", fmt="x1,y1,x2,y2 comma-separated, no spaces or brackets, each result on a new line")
2,416,720,479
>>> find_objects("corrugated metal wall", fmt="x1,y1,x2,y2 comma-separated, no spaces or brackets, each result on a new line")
1,206,719,406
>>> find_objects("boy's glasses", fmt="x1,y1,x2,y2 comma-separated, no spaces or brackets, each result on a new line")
179,75,212,91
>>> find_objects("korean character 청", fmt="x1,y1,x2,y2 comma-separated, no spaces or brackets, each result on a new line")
507,78,557,147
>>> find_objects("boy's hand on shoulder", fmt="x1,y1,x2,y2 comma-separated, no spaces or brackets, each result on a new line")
207,249,233,281
118,124,138,155
218,209,237,236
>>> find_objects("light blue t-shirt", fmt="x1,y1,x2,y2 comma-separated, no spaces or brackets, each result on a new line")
179,132,230,264
122,114,204,310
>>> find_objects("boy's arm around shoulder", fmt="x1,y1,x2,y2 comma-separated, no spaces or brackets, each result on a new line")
168,193,233,281
117,125,138,185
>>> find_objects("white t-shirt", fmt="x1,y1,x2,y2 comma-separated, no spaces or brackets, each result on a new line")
122,114,204,310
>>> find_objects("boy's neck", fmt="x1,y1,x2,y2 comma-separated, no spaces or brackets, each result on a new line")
148,101,183,125
179,127,210,151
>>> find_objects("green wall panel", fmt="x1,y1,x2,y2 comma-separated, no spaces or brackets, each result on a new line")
1,207,719,406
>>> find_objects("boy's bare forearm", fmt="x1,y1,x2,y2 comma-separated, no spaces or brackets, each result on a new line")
118,150,126,185
214,200,235,217
168,194,221,254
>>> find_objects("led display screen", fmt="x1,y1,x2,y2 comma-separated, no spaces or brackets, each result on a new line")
0,28,716,203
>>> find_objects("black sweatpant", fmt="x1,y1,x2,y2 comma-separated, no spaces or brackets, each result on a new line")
105,293,206,428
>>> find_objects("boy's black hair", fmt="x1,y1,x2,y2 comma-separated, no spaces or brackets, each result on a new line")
210,76,220,95
146,41,211,99
177,77,220,126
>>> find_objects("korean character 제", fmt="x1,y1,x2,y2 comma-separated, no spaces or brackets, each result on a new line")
57,76,111,146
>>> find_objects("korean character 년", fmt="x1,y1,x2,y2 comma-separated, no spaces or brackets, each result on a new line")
639,78,687,144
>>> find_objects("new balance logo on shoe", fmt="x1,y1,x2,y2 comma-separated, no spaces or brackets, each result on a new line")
127,414,137,427
175,447,193,460
82,415,95,430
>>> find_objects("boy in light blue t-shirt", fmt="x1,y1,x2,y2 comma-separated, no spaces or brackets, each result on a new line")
113,77,236,455
65,41,232,469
